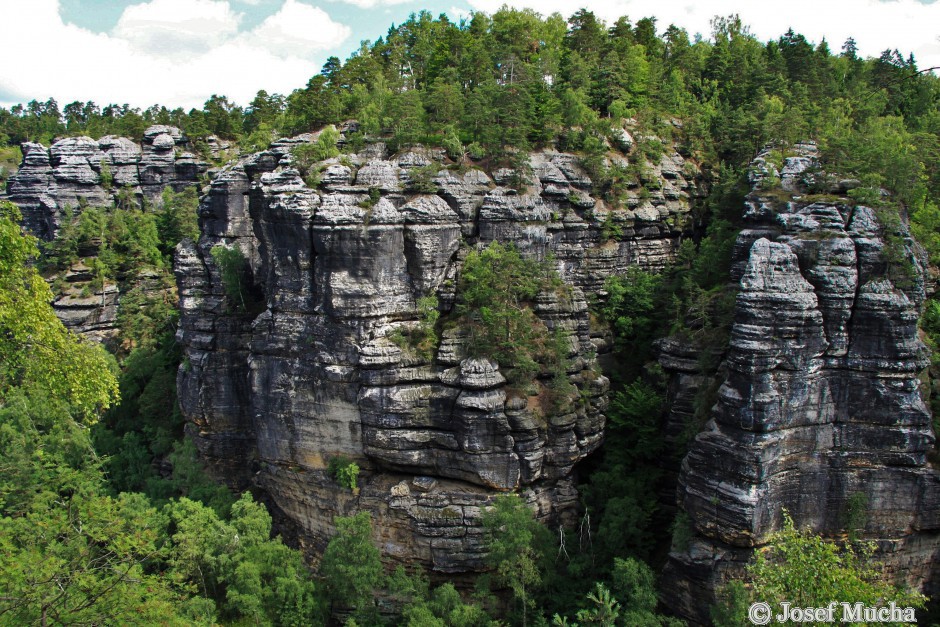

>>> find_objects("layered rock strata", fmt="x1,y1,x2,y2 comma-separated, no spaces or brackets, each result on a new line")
4,126,208,340
6,125,208,240
661,143,940,623
176,131,697,571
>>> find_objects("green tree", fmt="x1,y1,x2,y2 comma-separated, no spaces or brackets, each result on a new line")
481,494,551,626
157,186,200,255
458,242,568,385
552,559,683,626
0,201,118,421
400,581,494,627
0,478,201,626
320,512,383,617
166,493,323,625
712,512,927,626
210,244,252,312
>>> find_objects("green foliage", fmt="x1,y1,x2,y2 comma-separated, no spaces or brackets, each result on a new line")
390,295,441,362
165,493,323,625
482,494,552,626
601,268,663,375
291,126,340,176
211,244,254,312
400,580,494,627
458,242,568,386
0,476,201,625
578,376,665,572
0,144,22,187
841,492,869,541
669,512,694,553
98,158,113,190
712,512,926,626
41,201,166,279
320,512,383,617
358,186,382,209
314,124,341,160
441,125,465,161
0,201,119,420
327,456,360,492
601,211,623,241
910,202,940,266
551,559,682,626
710,581,750,627
872,203,918,289
242,121,276,153
94,336,182,487
637,137,665,163
408,163,442,193
157,186,200,255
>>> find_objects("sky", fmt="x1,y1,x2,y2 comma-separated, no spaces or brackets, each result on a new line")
0,0,938,111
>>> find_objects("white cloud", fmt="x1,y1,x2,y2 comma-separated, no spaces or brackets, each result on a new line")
250,0,351,58
332,0,413,9
114,0,241,58
467,0,940,70
447,6,472,23
0,0,351,110
2,0,938,112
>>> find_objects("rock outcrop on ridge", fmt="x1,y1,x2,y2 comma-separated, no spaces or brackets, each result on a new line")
6,125,208,240
4,126,208,341
660,143,940,623
174,128,698,571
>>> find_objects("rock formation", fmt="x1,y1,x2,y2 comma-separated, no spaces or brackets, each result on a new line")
4,126,208,341
660,143,940,623
175,129,697,570
6,125,207,240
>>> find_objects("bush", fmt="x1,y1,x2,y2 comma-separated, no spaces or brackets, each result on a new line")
328,455,360,492
292,125,340,175
407,163,441,194
441,126,464,161
712,512,926,626
390,294,441,362
467,142,485,160
99,159,113,190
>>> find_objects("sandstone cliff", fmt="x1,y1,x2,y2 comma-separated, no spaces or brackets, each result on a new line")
6,125,207,239
660,143,940,623
174,127,697,571
3,126,207,341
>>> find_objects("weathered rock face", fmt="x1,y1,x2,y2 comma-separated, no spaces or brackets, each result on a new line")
50,265,121,344
176,133,697,571
661,143,940,623
5,125,208,240
4,126,209,342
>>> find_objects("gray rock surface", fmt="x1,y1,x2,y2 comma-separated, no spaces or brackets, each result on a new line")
176,132,697,572
5,125,207,240
660,144,940,623
4,126,209,341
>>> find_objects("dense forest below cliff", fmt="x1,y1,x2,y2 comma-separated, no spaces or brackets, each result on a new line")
2,7,940,626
